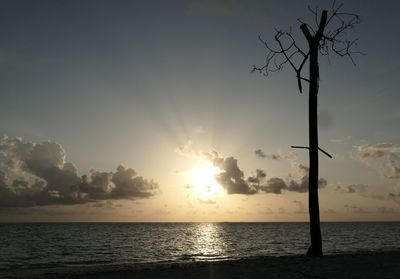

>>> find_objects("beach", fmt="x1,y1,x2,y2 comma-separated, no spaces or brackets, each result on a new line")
1,250,399,279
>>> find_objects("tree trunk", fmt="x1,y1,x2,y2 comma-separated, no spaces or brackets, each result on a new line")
306,44,323,257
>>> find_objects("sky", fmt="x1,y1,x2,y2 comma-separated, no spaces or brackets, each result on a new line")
0,0,400,222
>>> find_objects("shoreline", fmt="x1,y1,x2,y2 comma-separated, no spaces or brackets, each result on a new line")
2,250,400,279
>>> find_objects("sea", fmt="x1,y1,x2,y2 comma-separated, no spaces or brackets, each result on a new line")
0,222,399,270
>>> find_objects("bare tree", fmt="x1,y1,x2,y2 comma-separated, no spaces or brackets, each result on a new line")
252,2,362,257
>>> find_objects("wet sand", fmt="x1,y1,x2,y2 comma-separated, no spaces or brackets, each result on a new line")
1,250,399,279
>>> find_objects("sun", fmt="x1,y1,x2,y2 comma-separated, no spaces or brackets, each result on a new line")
187,160,223,197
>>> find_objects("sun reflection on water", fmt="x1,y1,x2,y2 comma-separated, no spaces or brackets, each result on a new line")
191,223,227,260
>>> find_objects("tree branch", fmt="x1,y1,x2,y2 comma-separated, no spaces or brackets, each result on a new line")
252,29,310,93
291,146,333,159
253,2,362,89
300,24,313,43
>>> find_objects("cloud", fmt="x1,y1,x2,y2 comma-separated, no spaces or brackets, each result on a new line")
358,142,400,156
256,169,267,179
386,154,400,179
177,143,258,195
357,142,400,179
335,183,386,201
0,136,158,207
344,204,370,214
240,163,327,195
254,149,266,158
389,193,400,205
177,142,326,196
198,198,216,204
262,177,286,194
336,184,368,194
376,206,398,214
110,166,157,199
254,149,280,160
176,140,196,157
335,182,400,206
292,200,307,214
254,149,299,165
260,164,327,194
253,149,317,195
324,209,337,214
247,169,266,186
206,152,258,195
283,151,299,162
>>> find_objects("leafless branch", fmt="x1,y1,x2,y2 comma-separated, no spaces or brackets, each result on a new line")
322,1,364,65
253,2,363,85
252,29,310,93
308,5,319,27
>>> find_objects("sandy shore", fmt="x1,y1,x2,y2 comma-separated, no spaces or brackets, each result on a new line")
1,251,399,279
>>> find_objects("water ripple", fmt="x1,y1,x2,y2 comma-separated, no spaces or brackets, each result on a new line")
0,222,399,269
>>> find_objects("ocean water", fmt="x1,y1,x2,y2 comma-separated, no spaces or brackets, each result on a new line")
0,222,399,270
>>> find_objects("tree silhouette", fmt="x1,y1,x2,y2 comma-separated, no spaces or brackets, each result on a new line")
252,2,362,257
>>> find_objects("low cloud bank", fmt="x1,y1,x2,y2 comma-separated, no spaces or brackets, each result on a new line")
0,136,158,207
252,164,327,194
204,151,328,195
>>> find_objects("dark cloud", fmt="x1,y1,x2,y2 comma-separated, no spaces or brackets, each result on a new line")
110,166,157,199
215,153,327,195
271,154,281,160
254,149,280,160
214,157,258,195
260,164,327,194
177,145,259,195
263,177,286,194
254,149,266,158
182,145,326,196
256,169,266,179
206,152,258,195
0,136,158,207
247,169,267,186
247,176,259,184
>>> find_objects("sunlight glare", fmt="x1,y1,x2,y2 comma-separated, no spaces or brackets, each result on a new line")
188,160,223,197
